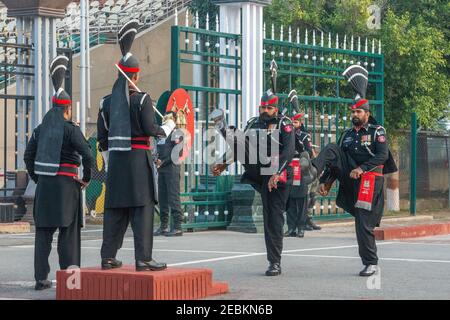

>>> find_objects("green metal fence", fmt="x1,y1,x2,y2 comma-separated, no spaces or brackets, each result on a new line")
263,28,384,219
171,24,241,230
169,24,385,226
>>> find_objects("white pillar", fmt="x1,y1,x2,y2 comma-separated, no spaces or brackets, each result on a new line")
215,1,267,126
218,4,240,129
241,3,264,123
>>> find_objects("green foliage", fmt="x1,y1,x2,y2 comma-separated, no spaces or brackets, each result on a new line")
187,0,219,29
381,10,449,130
189,0,450,132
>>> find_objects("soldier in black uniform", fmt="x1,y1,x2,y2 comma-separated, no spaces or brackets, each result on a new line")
285,113,314,238
24,56,93,290
97,21,175,271
307,65,397,276
212,90,295,276
154,128,184,237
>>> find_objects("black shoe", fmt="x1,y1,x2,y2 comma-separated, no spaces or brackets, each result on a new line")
359,265,378,277
284,229,297,237
165,229,183,237
299,152,317,185
265,263,282,276
154,226,169,236
101,258,123,270
308,221,322,230
136,259,167,272
35,280,52,291
297,229,305,238
304,225,314,231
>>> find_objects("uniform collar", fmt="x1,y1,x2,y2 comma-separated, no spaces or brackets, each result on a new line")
353,121,370,132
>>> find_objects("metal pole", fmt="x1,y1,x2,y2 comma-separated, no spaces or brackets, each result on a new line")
42,18,50,115
86,2,91,113
80,0,87,226
33,16,43,128
447,134,450,209
80,0,86,135
410,112,417,215
16,18,25,169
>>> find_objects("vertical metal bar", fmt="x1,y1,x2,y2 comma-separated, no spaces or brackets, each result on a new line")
410,112,417,215
15,98,18,170
80,0,87,135
16,18,25,169
33,16,43,127
170,26,181,91
80,0,87,227
447,136,450,209
3,97,7,196
42,18,50,115
86,2,91,112
376,55,384,125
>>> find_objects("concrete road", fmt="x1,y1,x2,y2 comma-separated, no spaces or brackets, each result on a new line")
1,224,450,300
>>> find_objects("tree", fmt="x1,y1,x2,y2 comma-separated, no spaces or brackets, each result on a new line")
187,0,219,29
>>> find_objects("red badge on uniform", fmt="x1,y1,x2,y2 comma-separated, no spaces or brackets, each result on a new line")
377,136,386,143
284,125,293,133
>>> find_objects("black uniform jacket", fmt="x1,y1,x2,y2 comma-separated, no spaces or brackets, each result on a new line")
24,121,93,227
320,123,397,215
97,89,165,208
231,114,295,191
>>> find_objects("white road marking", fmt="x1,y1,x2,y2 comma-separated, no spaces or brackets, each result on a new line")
167,253,265,267
283,242,395,254
283,253,450,264
389,241,450,246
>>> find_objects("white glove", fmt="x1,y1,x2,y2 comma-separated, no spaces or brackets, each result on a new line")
101,151,109,172
161,118,176,137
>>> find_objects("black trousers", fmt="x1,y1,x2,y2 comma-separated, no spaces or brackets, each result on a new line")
34,217,80,281
286,196,309,231
312,143,382,266
101,203,155,261
260,177,290,264
158,167,182,229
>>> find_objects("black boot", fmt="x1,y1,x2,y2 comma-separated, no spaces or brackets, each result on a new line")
297,229,305,238
359,265,378,277
136,259,167,272
284,229,297,237
35,280,52,291
309,220,322,230
154,225,169,236
165,229,183,237
305,215,321,230
101,258,123,270
265,263,282,276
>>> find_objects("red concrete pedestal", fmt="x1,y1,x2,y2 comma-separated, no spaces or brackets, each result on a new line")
56,266,229,300
375,222,450,240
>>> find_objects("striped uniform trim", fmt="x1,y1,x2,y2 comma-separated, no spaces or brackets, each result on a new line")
34,161,60,167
